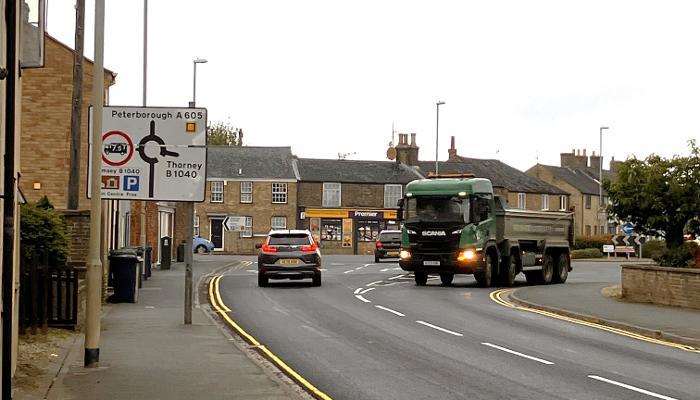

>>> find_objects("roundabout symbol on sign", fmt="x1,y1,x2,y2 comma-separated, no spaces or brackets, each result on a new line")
102,130,134,166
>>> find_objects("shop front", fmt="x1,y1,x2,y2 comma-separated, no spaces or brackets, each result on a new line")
303,208,399,255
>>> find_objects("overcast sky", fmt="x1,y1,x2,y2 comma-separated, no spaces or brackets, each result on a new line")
47,0,700,171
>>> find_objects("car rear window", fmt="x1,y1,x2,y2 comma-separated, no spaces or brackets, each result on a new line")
268,234,312,246
378,232,401,242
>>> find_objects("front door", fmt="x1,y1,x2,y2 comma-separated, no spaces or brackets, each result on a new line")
210,218,224,250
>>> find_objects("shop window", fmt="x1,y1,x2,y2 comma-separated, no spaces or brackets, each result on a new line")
323,183,341,207
321,219,342,241
357,221,380,242
240,181,252,203
272,183,287,203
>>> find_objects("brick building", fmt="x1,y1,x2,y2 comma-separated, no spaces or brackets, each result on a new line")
190,146,299,254
526,149,622,236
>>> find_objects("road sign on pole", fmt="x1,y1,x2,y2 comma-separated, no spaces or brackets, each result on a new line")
622,222,634,235
223,216,246,232
88,106,207,201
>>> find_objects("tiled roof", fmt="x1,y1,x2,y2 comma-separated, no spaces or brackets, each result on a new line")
295,158,422,184
535,164,614,195
207,146,297,180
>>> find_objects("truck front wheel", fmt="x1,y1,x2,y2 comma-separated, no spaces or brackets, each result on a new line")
474,253,494,287
414,271,428,286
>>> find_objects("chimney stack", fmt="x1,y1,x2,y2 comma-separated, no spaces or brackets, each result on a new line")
589,151,602,172
609,156,623,174
395,132,419,166
448,136,459,161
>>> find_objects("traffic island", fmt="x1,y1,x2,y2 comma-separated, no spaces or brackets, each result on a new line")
621,264,700,310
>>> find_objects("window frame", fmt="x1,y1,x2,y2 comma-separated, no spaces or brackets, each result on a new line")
542,194,549,210
271,182,288,204
517,193,526,209
322,182,342,207
210,181,224,203
585,194,592,209
384,184,403,208
271,216,287,230
240,181,252,203
559,195,567,211
240,216,253,238
194,214,200,237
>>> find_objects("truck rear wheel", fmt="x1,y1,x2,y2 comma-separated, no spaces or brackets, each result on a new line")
540,254,554,284
439,273,454,286
499,255,518,287
552,253,569,284
414,271,428,286
474,253,494,287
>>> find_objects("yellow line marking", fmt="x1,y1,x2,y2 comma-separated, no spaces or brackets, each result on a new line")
489,289,700,354
209,274,333,400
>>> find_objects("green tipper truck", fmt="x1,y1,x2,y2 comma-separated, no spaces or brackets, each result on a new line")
397,176,574,287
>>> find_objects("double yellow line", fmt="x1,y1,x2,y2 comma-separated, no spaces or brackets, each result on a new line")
490,289,700,354
208,274,333,400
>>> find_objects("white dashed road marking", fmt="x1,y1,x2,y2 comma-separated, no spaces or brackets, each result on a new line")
587,376,678,400
481,342,554,365
416,321,463,337
375,305,405,317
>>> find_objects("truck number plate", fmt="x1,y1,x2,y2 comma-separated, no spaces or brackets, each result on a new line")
423,260,440,266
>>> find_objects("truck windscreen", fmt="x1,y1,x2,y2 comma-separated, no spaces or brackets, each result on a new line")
404,196,469,223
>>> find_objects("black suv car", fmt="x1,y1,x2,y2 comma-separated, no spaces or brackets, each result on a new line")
374,230,402,263
256,230,322,287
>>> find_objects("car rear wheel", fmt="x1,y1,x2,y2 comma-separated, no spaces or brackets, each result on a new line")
374,255,380,263
257,273,268,287
195,245,207,254
312,271,322,287
414,271,428,286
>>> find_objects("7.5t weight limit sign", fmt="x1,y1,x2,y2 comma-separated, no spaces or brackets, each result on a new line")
88,106,208,202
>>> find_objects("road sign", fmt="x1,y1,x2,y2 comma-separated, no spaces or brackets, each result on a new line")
622,223,634,235
603,244,614,253
223,216,247,232
88,106,207,201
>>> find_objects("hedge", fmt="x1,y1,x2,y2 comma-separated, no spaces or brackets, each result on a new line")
571,248,604,259
574,235,613,251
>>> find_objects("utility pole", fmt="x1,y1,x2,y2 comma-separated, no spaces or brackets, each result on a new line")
435,101,445,174
85,0,105,368
67,0,85,210
140,0,148,269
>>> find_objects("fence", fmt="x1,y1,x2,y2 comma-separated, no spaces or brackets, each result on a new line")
19,254,79,333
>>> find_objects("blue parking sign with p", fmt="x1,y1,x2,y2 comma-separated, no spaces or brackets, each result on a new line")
124,175,140,192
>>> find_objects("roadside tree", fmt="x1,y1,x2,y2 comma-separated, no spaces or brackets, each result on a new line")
207,121,243,146
603,140,700,266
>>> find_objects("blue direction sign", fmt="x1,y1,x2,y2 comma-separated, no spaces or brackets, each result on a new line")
622,223,634,235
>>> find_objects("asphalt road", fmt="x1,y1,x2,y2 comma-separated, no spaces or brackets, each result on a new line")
208,255,700,400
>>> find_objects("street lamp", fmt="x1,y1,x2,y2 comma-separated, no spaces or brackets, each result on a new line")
435,101,445,174
191,58,208,107
599,126,609,231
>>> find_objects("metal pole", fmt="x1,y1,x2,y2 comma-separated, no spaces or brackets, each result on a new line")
184,203,194,324
435,101,444,174
85,0,105,368
192,62,197,105
140,0,147,262
3,0,19,395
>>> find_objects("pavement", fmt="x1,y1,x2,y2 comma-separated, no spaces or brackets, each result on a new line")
31,259,307,400
509,280,700,348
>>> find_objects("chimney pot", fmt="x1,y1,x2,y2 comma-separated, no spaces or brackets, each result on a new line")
583,149,587,156
410,133,416,147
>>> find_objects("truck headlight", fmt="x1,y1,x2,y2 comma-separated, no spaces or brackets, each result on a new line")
457,249,476,261
406,229,417,235
399,250,412,260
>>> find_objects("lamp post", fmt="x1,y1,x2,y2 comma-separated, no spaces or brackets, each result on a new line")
435,101,445,174
599,126,609,232
191,58,207,107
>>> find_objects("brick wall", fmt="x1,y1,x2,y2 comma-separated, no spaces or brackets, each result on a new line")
195,180,297,254
298,182,390,208
61,210,91,266
129,201,159,260
20,35,115,211
622,265,700,310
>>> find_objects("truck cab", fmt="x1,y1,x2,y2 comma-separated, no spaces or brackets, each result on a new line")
398,177,573,287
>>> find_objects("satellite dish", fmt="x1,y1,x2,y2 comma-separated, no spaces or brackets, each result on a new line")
386,147,397,160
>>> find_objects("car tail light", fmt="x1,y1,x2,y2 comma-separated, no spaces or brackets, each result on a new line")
376,241,383,249
301,242,318,252
261,242,277,252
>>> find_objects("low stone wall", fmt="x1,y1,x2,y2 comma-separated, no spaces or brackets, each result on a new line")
622,264,700,310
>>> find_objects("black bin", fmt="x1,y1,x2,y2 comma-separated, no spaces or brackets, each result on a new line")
144,246,153,279
160,236,172,270
177,241,185,262
108,248,139,303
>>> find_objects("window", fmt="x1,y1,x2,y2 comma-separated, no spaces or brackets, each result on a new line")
320,219,342,241
194,215,200,237
517,193,526,209
585,225,591,235
211,181,224,203
594,225,598,235
542,194,549,210
559,195,567,211
241,216,253,238
272,183,288,203
585,195,592,209
384,184,403,208
323,183,341,207
357,221,381,242
600,225,605,235
240,181,252,203
271,216,287,230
